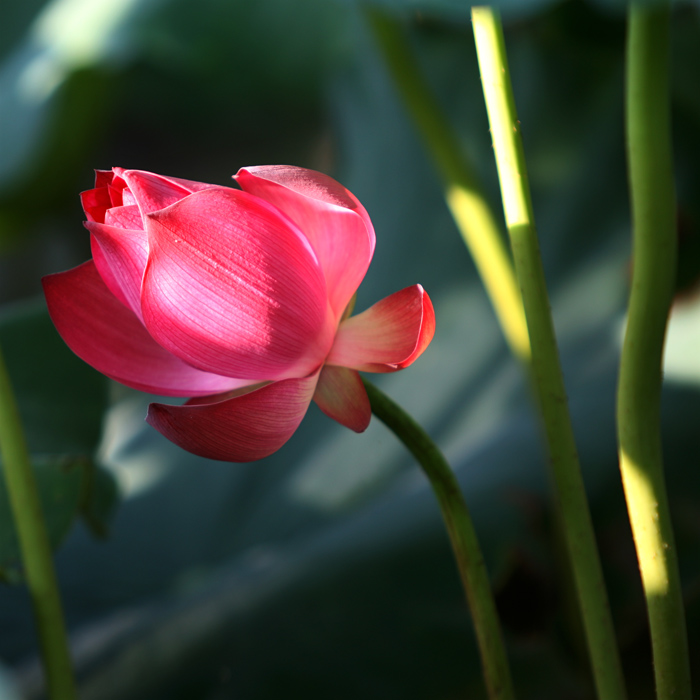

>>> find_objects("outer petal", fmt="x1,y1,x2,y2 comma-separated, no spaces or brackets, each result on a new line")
313,365,371,433
81,167,213,226
115,167,216,196
146,373,319,462
235,166,375,321
42,261,250,397
87,221,148,319
121,170,194,218
142,187,334,381
326,285,435,373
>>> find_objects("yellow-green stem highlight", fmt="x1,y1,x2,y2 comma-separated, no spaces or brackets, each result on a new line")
619,4,692,698
362,378,515,700
471,7,627,700
0,345,76,699
365,9,530,363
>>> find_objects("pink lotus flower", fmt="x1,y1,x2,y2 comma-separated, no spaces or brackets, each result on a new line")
43,166,434,461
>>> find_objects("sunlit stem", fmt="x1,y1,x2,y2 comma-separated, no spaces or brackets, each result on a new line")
619,4,692,698
362,378,515,700
0,345,76,700
471,7,627,700
365,8,530,364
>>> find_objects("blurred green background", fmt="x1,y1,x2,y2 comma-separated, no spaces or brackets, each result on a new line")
1,0,700,698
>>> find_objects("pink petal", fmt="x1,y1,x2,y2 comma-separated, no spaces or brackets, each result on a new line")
81,170,129,223
94,170,113,188
235,166,375,321
104,204,143,230
116,168,217,196
81,185,112,223
87,221,148,319
118,187,137,207
121,170,194,217
42,261,250,397
326,285,435,373
313,365,371,432
141,186,334,381
146,373,319,462
107,170,130,206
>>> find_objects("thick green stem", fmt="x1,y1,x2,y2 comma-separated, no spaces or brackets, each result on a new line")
362,378,515,700
619,5,692,698
471,8,627,700
0,345,76,699
365,8,530,364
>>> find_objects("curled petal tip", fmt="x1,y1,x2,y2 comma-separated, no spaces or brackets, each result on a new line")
326,284,436,373
398,285,435,370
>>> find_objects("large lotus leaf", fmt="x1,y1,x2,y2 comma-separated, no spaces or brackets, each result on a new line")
0,457,117,581
0,458,82,583
0,661,22,700
0,302,116,580
0,301,108,455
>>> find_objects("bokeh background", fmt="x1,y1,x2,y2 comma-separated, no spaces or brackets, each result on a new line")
1,0,700,698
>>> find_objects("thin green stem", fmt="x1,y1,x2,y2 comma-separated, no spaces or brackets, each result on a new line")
619,4,692,698
471,7,627,700
0,345,76,699
362,378,515,700
365,8,530,364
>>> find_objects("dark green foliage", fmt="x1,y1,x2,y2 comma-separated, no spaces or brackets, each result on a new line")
0,0,699,698
0,303,115,580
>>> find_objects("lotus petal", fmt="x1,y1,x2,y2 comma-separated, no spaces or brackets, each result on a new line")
313,365,371,432
326,285,435,372
236,166,375,321
146,373,319,462
87,222,148,319
42,261,249,397
141,187,334,380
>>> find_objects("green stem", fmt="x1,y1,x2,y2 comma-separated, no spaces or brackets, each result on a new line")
0,345,76,699
619,5,692,698
365,8,530,364
471,8,627,700
362,378,515,700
